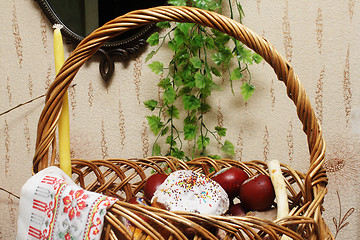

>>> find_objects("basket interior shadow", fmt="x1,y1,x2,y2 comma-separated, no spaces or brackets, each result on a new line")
33,6,333,240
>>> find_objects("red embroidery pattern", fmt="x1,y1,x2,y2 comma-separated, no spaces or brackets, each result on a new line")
41,175,66,190
27,174,67,239
28,226,43,239
85,196,117,239
32,199,53,218
62,190,88,220
65,233,72,240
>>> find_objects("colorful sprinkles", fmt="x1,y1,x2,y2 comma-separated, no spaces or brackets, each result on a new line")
151,170,229,215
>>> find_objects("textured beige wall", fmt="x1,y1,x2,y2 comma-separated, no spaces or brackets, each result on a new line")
0,0,359,239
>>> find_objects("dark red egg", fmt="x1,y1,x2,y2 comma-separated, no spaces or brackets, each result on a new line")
212,167,249,199
229,203,247,216
143,173,168,202
128,197,150,222
239,174,275,211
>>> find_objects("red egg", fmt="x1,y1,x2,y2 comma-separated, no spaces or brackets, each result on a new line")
212,167,249,199
229,203,247,216
143,173,168,202
239,174,275,211
128,197,150,222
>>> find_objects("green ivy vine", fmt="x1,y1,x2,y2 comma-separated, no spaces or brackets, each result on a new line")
144,0,262,160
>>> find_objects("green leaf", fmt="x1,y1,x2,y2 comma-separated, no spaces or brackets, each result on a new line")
168,0,186,6
147,32,159,46
230,67,243,80
174,28,186,47
197,136,210,150
240,82,255,101
184,113,196,125
183,95,201,111
174,48,189,65
221,140,235,156
210,0,221,11
145,50,156,62
199,102,211,113
220,47,233,64
153,143,161,156
171,148,185,159
200,81,214,98
166,105,180,119
194,72,206,89
204,65,212,77
161,126,169,136
194,0,221,11
215,126,227,137
177,23,194,34
144,100,158,111
178,86,191,96
211,66,222,77
183,75,196,88
204,35,215,49
148,61,164,74
236,44,253,64
190,34,203,52
168,40,176,51
173,74,183,87
213,30,230,45
212,52,223,66
146,115,163,135
252,54,263,64
166,135,177,146
212,47,232,65
163,86,176,104
190,56,202,69
156,21,171,28
184,124,197,140
157,77,171,89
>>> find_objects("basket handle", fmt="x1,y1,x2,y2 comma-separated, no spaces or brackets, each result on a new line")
33,5,326,197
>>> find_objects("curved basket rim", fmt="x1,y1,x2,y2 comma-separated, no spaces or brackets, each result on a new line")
32,5,331,239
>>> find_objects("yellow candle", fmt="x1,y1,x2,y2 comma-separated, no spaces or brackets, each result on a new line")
54,24,71,176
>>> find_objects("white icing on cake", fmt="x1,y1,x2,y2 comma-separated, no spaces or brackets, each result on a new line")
151,170,229,215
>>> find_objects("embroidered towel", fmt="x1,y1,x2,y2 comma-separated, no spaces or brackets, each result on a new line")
16,166,117,240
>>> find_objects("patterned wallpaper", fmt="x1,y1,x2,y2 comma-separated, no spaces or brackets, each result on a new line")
0,0,359,239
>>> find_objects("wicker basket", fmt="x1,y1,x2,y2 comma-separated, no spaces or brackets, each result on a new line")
33,6,333,240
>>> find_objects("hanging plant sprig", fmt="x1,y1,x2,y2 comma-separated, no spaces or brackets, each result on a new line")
144,0,262,160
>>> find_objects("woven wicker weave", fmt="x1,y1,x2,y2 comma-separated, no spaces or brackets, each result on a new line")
33,6,333,240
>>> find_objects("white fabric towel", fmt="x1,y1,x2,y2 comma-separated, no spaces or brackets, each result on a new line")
16,166,117,240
